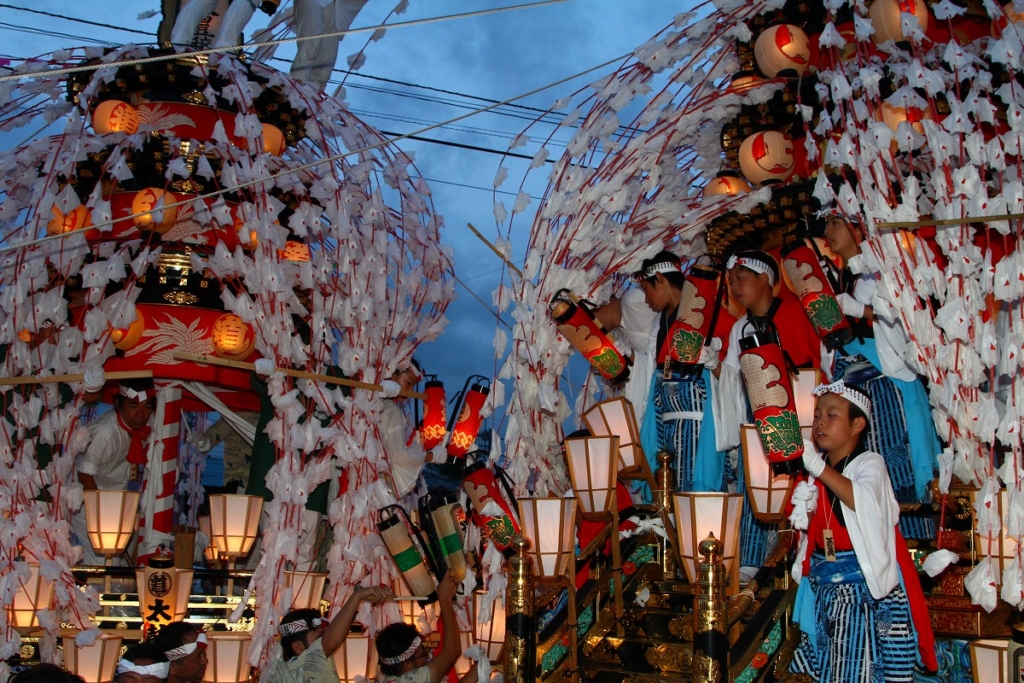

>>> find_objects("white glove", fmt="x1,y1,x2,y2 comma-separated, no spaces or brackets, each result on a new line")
380,379,402,398
835,292,866,319
187,432,212,452
801,438,826,478
83,366,105,393
697,338,723,370
253,358,276,376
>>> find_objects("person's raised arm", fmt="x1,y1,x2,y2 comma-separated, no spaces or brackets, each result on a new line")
425,572,461,683
321,585,393,657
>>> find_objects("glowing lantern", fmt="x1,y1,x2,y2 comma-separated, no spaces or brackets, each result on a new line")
284,570,329,610
517,497,577,578
754,24,811,77
8,561,54,630
111,308,146,351
261,122,286,155
17,329,33,343
211,314,256,360
728,71,763,94
564,436,619,519
198,515,218,563
64,632,122,683
738,131,795,185
969,639,1008,683
549,289,630,384
792,369,820,427
582,397,645,474
738,330,804,475
665,265,720,365
208,493,262,559
83,490,140,560
376,505,438,604
421,378,446,450
131,187,179,232
780,241,853,350
672,493,742,584
92,100,140,135
472,590,506,663
742,424,805,522
333,633,377,683
280,240,311,261
462,461,521,555
447,379,489,458
879,101,930,133
204,632,252,683
703,172,751,197
869,0,930,44
47,205,91,235
424,494,468,582
136,549,193,636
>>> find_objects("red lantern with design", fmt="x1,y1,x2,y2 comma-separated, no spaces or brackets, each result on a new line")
211,314,256,360
462,460,521,555
739,330,804,475
780,241,852,351
754,24,811,78
666,265,720,365
447,379,489,458
92,100,140,135
738,131,796,185
550,289,630,384
421,377,446,450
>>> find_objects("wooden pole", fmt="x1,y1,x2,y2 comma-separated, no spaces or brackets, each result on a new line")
0,370,153,387
875,211,1024,230
467,223,523,278
171,352,427,400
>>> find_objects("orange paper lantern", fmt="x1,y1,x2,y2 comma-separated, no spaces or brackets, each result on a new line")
262,123,286,155
703,172,751,197
869,0,930,43
211,314,256,360
47,205,91,235
421,378,447,450
280,241,312,261
131,188,179,232
92,100,140,135
111,309,146,351
738,131,795,185
754,24,811,77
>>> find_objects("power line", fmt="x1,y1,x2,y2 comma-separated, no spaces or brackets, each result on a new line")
0,3,153,37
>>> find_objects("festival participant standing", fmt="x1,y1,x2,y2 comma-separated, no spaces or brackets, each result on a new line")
291,0,370,91
115,642,170,683
716,250,827,569
379,360,441,501
790,381,936,681
72,378,157,565
264,584,393,683
155,622,208,683
820,212,940,538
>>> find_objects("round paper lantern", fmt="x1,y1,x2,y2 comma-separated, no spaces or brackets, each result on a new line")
879,101,931,133
728,71,763,94
262,123,286,156
47,205,91,235
869,0,930,44
131,188,179,232
754,24,811,77
92,100,140,135
738,131,795,185
211,314,256,360
280,241,311,261
703,172,751,197
111,309,146,351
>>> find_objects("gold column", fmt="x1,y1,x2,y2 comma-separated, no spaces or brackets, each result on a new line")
655,450,678,579
692,534,728,683
506,536,536,683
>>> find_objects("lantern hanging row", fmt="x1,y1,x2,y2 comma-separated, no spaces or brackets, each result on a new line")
549,289,631,384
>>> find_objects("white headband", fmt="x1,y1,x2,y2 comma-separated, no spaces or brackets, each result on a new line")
637,261,680,280
726,255,776,286
812,380,872,419
119,385,152,401
379,635,422,666
116,659,171,678
165,632,207,661
279,616,323,637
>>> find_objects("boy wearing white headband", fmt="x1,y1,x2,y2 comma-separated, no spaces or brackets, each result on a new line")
264,584,393,683
789,381,936,681
116,642,170,683
155,622,208,683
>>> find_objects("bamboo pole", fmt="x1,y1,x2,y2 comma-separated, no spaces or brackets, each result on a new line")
172,352,427,400
875,212,1024,230
0,370,153,387
467,222,523,278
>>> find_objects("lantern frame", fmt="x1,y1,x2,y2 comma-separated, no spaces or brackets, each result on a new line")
203,632,252,683
83,489,140,560
136,566,194,631
284,570,329,610
672,492,743,586
63,631,122,683
582,398,650,481
791,369,820,427
969,638,1008,683
198,515,219,563
517,497,577,579
741,424,808,522
472,589,506,663
974,487,1017,581
333,632,377,683
564,436,619,520
8,561,54,630
208,494,263,559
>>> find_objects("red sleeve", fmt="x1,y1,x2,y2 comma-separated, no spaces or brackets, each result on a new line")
774,295,821,368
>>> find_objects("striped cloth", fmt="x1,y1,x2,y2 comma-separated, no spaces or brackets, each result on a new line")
791,551,917,682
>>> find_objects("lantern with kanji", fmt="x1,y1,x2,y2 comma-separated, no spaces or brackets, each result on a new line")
738,131,795,185
376,505,438,604
136,547,193,638
753,24,811,77
211,314,256,360
47,205,91,235
665,265,720,365
549,289,630,384
780,241,852,350
738,330,804,474
447,377,489,458
131,187,178,232
92,99,140,135
462,460,521,555
421,377,446,450
869,0,930,44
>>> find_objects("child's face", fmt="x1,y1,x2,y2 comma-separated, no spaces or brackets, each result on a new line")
812,393,865,453
638,274,675,313
727,266,770,310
